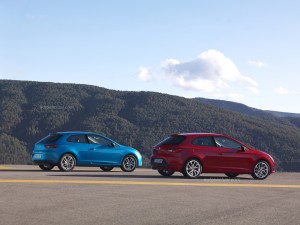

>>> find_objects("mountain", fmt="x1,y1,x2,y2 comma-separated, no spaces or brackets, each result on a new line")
195,97,300,118
1,80,300,171
266,110,300,118
195,97,300,129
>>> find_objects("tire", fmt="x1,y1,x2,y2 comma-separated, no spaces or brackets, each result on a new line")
225,173,239,178
58,153,76,172
158,170,175,177
39,164,54,171
183,159,202,179
121,155,137,172
251,160,270,180
100,166,114,172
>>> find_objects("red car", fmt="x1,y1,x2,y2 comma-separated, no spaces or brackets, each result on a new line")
151,133,275,179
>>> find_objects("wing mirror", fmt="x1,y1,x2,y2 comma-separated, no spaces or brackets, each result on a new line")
241,146,248,152
110,142,118,147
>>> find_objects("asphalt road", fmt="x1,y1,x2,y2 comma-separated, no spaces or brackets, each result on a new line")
1,165,300,225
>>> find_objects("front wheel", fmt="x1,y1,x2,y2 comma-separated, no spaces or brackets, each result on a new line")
121,155,137,172
58,153,76,172
100,166,114,172
225,173,239,178
251,160,270,180
158,170,175,177
183,159,202,179
39,164,54,171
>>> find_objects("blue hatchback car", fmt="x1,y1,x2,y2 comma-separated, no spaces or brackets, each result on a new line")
32,131,143,172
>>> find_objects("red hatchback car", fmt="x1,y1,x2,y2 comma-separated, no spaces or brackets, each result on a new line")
151,133,275,179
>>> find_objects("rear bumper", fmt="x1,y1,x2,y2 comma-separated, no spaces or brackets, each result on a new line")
32,159,57,165
151,156,183,172
32,151,59,165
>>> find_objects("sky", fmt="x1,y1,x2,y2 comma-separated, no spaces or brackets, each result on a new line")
1,0,300,113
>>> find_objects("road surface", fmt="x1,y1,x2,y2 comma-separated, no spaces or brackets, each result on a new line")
0,165,299,225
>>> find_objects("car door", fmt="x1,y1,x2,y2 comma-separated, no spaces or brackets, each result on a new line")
213,136,253,172
192,136,221,172
87,134,122,165
66,134,92,166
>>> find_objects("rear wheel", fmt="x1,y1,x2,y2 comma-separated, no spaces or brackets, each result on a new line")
58,153,76,171
100,166,114,172
251,160,270,180
121,155,137,172
158,170,175,177
183,159,202,179
39,164,54,171
225,173,239,178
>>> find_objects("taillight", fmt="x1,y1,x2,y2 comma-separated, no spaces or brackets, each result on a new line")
44,144,58,149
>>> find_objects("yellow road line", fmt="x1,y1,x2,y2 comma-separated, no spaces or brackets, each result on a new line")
0,166,14,170
0,179,300,189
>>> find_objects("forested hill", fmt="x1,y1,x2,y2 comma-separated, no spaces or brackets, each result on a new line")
1,80,300,171
194,97,300,118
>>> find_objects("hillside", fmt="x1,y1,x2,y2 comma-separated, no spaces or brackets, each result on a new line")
195,97,273,118
195,97,300,129
1,80,300,171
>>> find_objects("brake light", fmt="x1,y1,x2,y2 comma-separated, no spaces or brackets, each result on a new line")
44,144,58,149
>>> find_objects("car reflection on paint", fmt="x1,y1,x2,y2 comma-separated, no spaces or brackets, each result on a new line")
151,133,275,179
32,131,142,172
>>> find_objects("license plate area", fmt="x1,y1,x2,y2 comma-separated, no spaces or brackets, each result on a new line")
154,158,163,164
34,154,42,159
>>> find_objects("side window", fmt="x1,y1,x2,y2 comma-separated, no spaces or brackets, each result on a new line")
214,137,241,149
192,136,216,147
67,135,87,143
87,135,112,146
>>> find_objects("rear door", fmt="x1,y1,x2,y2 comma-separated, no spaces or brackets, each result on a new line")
192,136,222,172
66,134,91,165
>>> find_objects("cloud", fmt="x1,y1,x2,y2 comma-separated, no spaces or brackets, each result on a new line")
161,49,257,92
248,60,268,68
275,87,296,95
247,86,259,94
137,66,153,82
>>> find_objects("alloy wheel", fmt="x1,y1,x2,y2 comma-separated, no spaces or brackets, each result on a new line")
121,155,137,172
184,159,202,178
59,154,76,171
252,161,270,179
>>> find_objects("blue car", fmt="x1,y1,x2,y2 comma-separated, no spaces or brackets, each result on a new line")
32,131,143,172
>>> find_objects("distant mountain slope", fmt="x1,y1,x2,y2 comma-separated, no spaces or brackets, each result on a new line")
266,110,300,118
195,97,300,118
194,98,273,117
195,98,300,128
1,80,300,171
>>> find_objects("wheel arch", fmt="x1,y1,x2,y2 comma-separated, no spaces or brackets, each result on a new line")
59,151,78,162
182,156,203,172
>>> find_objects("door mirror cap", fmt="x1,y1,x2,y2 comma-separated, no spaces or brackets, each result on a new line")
241,146,248,151
110,142,118,147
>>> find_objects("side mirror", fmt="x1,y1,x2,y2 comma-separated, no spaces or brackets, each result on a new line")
110,142,117,147
241,146,248,151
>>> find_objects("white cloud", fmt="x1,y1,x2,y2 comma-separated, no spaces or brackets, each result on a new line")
247,86,259,94
248,60,268,68
162,49,258,92
137,66,153,82
275,87,296,95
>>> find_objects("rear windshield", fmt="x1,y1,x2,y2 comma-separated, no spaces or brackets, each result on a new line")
157,135,186,145
38,134,62,143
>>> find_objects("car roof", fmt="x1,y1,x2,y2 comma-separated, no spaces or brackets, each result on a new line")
175,133,221,136
52,131,98,135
